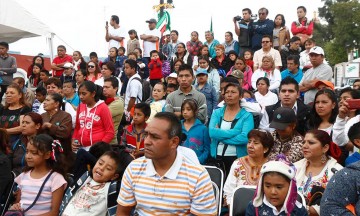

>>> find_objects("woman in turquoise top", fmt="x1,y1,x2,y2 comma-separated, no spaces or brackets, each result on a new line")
209,83,254,175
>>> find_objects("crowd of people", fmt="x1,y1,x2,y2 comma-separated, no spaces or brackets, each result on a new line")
0,5,359,216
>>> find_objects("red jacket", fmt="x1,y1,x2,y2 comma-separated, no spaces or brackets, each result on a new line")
72,101,115,147
291,19,314,36
52,54,73,77
148,58,163,80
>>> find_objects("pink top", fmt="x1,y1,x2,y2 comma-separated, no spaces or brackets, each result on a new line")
15,170,67,215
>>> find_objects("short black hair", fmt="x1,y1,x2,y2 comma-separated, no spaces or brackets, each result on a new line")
178,64,194,77
118,46,126,53
89,142,112,159
280,77,299,92
224,82,243,96
256,77,270,87
242,8,252,14
111,15,119,24
89,52,98,58
40,70,50,76
297,6,307,13
262,35,273,43
125,59,138,70
287,55,300,66
0,42,9,49
348,122,360,145
104,77,119,90
290,36,301,43
221,76,239,85
167,83,178,89
45,77,62,89
98,151,122,178
63,80,76,89
57,45,66,51
150,50,159,57
340,87,360,99
171,30,179,36
35,86,47,95
134,102,151,118
154,112,182,139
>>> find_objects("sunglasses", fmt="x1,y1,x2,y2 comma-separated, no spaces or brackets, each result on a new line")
88,65,95,68
262,41,271,44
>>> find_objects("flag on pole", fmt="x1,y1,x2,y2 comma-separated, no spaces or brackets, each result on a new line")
210,16,213,33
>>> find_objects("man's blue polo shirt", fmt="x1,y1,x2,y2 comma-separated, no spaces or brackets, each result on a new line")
281,68,303,83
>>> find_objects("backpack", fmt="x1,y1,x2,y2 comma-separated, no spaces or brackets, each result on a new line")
132,77,152,103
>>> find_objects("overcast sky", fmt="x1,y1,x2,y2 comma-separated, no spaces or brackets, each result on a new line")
10,0,324,58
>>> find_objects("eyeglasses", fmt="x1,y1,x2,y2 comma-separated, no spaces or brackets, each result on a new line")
88,65,95,68
262,41,271,44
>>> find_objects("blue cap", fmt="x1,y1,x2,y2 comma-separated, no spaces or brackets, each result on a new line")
195,68,208,76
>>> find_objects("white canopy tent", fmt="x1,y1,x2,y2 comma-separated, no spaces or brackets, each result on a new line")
0,0,55,60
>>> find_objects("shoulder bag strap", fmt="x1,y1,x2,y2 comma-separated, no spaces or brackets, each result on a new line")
23,171,54,212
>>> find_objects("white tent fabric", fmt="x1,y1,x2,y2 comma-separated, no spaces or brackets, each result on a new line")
0,0,54,43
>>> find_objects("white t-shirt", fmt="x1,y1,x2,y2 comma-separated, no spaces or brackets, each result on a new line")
108,27,126,48
217,120,237,156
125,73,142,109
255,91,279,108
62,179,110,216
94,76,122,96
143,28,161,57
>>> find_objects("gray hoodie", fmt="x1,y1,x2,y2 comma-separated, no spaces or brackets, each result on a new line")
0,55,17,85
321,161,360,215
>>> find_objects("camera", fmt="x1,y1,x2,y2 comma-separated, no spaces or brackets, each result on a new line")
234,14,258,22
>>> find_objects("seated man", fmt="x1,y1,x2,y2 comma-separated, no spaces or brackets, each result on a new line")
116,112,217,215
62,80,80,109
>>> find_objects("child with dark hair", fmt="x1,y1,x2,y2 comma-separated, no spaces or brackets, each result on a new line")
181,99,210,164
9,134,68,215
246,155,307,216
148,50,163,87
38,69,50,88
116,46,128,70
32,86,47,112
60,151,126,216
346,122,360,166
120,102,150,159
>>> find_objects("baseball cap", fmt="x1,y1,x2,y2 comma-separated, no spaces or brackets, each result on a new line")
315,80,334,90
269,107,296,130
195,68,208,76
229,70,244,79
62,62,73,69
309,46,324,55
146,18,157,24
164,30,171,35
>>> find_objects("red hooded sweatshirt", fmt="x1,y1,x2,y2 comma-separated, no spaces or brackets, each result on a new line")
72,101,115,147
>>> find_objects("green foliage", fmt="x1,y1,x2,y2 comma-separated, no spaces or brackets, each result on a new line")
316,0,360,65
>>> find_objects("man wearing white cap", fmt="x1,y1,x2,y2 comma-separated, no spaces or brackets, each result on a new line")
140,18,161,59
299,46,333,104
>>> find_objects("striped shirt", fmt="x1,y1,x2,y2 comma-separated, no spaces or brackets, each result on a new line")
15,170,67,215
117,151,217,215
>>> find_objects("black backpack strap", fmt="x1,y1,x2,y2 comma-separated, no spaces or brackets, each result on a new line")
107,180,120,216
132,77,142,102
24,171,54,213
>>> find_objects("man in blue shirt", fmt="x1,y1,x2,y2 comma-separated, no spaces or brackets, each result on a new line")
281,55,303,83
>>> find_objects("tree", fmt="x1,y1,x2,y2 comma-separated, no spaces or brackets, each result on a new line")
315,0,360,65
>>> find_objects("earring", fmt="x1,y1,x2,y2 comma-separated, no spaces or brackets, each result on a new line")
321,154,327,164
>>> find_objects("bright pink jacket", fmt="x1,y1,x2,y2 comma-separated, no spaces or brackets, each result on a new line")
73,101,115,147
226,65,253,90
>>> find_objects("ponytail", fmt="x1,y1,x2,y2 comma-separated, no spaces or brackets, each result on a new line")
79,81,105,102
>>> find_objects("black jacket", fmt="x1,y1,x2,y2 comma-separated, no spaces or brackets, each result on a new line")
237,20,253,47
280,46,300,71
265,99,311,136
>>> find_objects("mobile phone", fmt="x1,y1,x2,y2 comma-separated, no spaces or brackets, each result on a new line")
347,99,360,109
106,21,108,26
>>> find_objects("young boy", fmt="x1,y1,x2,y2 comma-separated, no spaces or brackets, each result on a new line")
117,46,128,69
195,68,218,119
120,102,150,159
38,70,50,88
63,80,80,109
346,122,360,166
60,151,124,216
148,50,163,87
32,86,47,112
166,83,178,95
90,51,103,68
